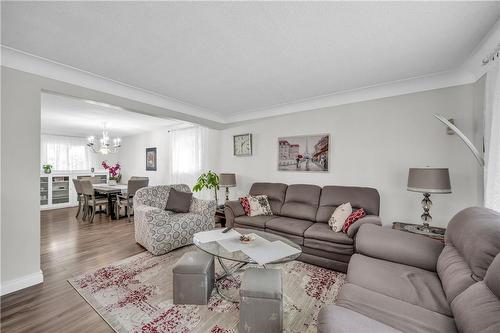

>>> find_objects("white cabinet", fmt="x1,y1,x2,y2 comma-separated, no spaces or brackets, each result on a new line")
40,172,108,210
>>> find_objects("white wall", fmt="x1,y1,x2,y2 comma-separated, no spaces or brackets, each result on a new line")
1,67,43,294
118,126,220,195
219,83,484,227
118,128,172,186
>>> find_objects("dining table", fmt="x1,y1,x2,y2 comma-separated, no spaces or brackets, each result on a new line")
92,183,127,219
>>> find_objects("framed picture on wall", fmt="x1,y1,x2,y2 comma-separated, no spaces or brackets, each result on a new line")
146,147,157,171
278,134,329,172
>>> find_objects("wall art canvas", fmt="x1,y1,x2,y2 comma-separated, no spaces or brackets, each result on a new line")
278,134,329,172
146,147,157,171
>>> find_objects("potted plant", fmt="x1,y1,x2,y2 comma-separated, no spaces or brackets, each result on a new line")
101,161,121,185
193,171,220,205
42,164,53,174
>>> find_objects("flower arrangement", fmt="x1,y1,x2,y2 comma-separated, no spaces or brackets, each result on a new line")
101,161,121,182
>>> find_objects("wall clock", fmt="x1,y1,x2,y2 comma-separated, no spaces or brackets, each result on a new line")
233,133,252,156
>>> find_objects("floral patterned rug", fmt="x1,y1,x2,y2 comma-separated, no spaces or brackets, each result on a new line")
69,246,345,333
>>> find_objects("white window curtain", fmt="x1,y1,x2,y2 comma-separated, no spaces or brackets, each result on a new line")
169,126,213,200
484,62,500,212
41,135,97,171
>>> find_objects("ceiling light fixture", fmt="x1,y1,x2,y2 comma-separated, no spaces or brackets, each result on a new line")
87,123,121,155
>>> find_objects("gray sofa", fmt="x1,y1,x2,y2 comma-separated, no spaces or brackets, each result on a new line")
225,182,381,272
318,207,500,333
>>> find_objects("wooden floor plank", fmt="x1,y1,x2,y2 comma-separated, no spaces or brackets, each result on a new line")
1,208,144,333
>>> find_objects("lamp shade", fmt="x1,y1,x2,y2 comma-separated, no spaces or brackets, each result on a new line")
219,173,236,187
407,168,451,194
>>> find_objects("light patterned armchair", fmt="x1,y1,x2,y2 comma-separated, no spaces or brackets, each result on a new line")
133,184,216,255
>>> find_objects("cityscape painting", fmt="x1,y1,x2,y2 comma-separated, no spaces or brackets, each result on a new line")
278,134,329,172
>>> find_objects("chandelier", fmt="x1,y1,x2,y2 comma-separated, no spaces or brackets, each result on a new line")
87,123,121,155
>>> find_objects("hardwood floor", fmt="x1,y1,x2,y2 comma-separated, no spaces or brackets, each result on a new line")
1,207,145,333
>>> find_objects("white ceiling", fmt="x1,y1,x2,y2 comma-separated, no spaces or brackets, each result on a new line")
41,93,184,138
3,2,500,121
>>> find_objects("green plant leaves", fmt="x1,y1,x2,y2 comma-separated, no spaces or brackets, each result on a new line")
192,170,220,192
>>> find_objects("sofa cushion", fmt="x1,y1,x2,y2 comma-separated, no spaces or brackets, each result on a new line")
304,223,353,245
266,216,313,237
336,283,457,333
347,254,451,316
234,215,278,230
303,239,354,256
249,182,288,215
165,188,193,213
266,229,303,246
445,207,500,280
280,184,321,221
317,304,403,333
437,244,475,303
316,185,380,223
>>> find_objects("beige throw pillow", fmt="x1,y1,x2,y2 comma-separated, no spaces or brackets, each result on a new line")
248,195,273,216
329,202,352,232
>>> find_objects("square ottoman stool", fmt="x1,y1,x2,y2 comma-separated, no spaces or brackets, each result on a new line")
239,268,283,333
173,251,214,305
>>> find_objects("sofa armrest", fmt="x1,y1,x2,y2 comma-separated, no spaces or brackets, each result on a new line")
356,224,444,271
190,197,217,229
347,215,382,238
224,200,245,227
190,197,217,217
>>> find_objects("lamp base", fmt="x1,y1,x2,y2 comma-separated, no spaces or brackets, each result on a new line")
420,192,432,228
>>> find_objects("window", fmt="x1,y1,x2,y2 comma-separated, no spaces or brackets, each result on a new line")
41,135,96,171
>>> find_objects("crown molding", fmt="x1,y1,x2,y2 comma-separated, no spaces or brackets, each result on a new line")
225,69,476,124
1,40,490,126
461,17,500,81
0,46,225,124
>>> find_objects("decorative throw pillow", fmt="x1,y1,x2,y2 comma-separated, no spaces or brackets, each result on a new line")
248,195,273,216
239,196,251,216
342,208,366,233
329,202,352,232
165,188,193,213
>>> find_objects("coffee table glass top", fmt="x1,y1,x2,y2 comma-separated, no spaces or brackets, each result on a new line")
193,228,302,264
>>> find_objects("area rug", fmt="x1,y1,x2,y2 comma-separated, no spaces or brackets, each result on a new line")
69,246,345,333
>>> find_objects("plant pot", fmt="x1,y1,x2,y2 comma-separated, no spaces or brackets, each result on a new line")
43,169,51,174
108,179,117,185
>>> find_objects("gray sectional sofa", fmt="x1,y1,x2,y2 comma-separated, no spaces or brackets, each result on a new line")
318,207,500,333
224,182,381,272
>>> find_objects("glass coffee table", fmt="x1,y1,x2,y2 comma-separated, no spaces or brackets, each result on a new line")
193,227,302,302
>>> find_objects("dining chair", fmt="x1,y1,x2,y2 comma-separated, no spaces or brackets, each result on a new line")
80,180,109,223
115,178,149,222
72,179,84,218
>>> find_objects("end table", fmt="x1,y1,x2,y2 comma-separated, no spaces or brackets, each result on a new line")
215,207,226,228
392,222,445,242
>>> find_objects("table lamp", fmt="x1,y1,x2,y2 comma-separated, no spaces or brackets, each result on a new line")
407,168,451,230
219,173,236,202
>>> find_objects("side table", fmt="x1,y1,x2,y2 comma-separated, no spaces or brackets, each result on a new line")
392,222,446,242
215,207,226,228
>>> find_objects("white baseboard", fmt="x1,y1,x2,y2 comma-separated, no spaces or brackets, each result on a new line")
0,270,44,296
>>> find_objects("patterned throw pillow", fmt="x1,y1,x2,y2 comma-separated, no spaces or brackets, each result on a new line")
248,195,273,216
329,202,352,232
342,208,366,233
239,196,251,216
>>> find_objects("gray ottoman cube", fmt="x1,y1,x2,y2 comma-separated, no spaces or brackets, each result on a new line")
173,251,214,305
239,268,283,333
